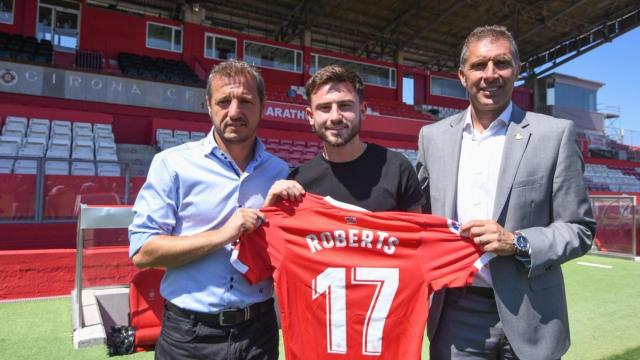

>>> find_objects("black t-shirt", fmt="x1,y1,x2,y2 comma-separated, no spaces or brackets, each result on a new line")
288,143,425,211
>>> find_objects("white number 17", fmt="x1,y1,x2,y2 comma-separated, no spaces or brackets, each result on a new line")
312,267,399,355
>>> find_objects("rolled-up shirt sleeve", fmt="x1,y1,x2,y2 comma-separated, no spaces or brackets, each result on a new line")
128,154,178,258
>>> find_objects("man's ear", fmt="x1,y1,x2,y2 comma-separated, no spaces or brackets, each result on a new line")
360,101,368,120
458,68,467,88
305,107,314,127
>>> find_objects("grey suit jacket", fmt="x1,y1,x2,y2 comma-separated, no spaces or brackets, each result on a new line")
416,105,595,360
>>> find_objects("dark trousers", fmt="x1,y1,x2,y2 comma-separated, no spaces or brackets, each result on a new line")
430,287,520,360
155,303,279,360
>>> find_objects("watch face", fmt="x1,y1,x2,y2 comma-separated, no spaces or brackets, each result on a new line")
515,235,529,251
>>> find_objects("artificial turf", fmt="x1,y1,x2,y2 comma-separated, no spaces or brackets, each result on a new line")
0,255,638,359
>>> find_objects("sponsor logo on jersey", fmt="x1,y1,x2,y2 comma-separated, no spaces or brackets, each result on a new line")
447,219,461,235
344,216,357,224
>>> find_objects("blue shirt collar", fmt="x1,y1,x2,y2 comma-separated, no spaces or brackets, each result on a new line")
201,129,266,170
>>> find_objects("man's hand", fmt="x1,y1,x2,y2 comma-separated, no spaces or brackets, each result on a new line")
264,180,305,206
225,208,265,238
460,220,515,256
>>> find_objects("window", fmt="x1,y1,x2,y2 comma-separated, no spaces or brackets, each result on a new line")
204,34,236,60
311,54,397,88
430,76,467,99
146,22,182,53
37,3,80,50
0,0,13,24
244,41,302,73
403,75,414,105
553,82,597,112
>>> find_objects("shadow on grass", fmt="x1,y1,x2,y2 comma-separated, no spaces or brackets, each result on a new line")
601,346,640,360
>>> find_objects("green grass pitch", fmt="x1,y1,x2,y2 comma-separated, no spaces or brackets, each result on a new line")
0,255,638,359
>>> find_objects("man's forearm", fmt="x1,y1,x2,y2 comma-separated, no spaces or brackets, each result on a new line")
132,226,239,269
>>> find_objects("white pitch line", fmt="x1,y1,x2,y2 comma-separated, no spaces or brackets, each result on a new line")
577,262,612,269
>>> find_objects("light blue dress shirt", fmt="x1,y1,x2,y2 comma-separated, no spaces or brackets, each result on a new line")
129,131,288,313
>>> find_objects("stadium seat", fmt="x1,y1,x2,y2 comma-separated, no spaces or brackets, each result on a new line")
190,131,206,141
71,161,95,176
96,141,118,161
156,129,173,146
95,131,115,144
51,120,71,132
159,137,179,150
93,123,112,133
73,122,93,133
72,139,95,160
2,122,26,138
0,135,20,156
46,138,71,158
14,159,38,174
45,160,70,175
97,162,121,177
5,116,28,130
30,118,50,128
27,123,49,140
18,137,47,157
0,159,14,174
74,128,94,143
173,130,190,144
129,268,165,352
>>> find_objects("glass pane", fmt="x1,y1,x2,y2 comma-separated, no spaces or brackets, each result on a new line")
0,174,37,221
54,10,78,49
214,37,236,60
147,23,174,51
37,6,53,41
205,35,214,58
244,42,300,72
173,28,182,52
430,77,467,99
0,0,13,24
403,75,414,105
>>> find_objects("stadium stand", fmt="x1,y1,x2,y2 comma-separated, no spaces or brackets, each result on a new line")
117,52,203,87
0,31,52,63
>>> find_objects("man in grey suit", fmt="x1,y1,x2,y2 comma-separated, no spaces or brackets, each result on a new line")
416,25,595,359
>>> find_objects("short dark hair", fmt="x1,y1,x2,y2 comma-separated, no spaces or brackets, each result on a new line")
206,60,265,104
305,65,365,102
459,25,520,69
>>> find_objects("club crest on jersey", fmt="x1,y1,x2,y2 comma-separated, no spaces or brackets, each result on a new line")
344,216,357,224
447,219,461,234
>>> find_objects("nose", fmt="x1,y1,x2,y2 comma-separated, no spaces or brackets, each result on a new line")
227,99,242,119
483,62,498,80
328,103,343,122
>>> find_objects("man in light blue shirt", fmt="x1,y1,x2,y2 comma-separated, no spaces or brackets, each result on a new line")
129,60,288,360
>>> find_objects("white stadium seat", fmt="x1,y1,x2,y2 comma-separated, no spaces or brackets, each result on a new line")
45,160,70,175
97,162,121,177
14,159,38,174
72,139,95,160
46,138,71,159
71,161,95,176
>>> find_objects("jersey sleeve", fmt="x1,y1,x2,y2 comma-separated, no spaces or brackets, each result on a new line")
419,217,485,292
231,222,282,285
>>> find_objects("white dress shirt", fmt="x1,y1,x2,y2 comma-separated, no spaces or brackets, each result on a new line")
456,102,512,287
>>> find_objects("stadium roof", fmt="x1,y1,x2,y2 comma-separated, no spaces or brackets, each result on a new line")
92,0,640,79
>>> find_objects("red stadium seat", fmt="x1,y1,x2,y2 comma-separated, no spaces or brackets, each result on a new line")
129,268,165,352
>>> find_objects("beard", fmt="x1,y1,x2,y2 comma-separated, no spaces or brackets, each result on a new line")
312,118,360,147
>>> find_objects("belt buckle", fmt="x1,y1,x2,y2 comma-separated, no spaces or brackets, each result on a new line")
219,311,232,326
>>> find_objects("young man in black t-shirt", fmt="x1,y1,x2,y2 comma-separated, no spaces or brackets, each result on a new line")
265,65,424,212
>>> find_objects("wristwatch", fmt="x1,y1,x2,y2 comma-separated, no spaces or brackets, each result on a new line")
512,230,530,257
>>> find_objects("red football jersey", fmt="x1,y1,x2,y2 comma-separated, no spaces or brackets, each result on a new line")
232,193,486,360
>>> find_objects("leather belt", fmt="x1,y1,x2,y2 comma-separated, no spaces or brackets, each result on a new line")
166,298,274,327
465,286,495,299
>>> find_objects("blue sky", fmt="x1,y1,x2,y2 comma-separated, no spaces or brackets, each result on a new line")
553,27,640,145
